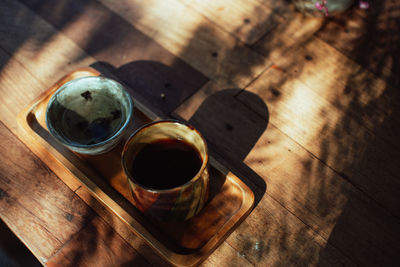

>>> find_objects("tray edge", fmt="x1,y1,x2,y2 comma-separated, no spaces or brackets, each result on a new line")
15,67,256,267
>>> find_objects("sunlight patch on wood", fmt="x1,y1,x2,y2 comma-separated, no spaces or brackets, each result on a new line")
100,0,203,62
100,0,269,85
181,0,283,45
243,126,350,240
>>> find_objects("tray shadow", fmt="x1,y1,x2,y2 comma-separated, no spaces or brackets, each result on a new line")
187,88,269,208
27,111,249,254
90,61,268,208
24,65,268,257
21,62,270,258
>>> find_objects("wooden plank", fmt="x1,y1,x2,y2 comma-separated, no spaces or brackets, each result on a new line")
314,0,400,159
16,68,256,266
173,89,400,266
15,0,207,116
173,91,356,266
46,216,151,267
0,2,197,264
252,7,325,62
11,69,175,266
97,0,270,88
241,130,400,266
0,0,96,132
74,187,171,267
241,33,400,265
253,0,293,14
97,0,272,124
3,1,397,266
74,175,254,267
0,48,85,193
0,0,96,89
201,242,253,267
321,193,400,266
260,36,396,126
178,0,283,45
0,121,94,264
0,47,44,132
238,36,400,217
315,9,367,60
226,194,357,266
0,2,242,264
315,1,399,88
173,6,324,118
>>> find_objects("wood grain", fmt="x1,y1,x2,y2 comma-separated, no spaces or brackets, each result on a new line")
201,241,253,267
1,0,399,266
173,85,400,266
178,0,283,45
74,186,172,267
0,121,94,263
19,0,208,116
241,130,400,266
17,68,255,266
316,1,400,88
98,0,270,88
226,193,357,266
0,0,96,87
239,36,400,217
173,89,356,265
74,185,255,267
252,7,325,62
0,48,44,132
174,7,324,120
0,0,96,132
0,1,257,264
46,217,151,267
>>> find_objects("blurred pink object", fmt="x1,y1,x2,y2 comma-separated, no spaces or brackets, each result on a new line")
359,0,369,9
315,0,329,16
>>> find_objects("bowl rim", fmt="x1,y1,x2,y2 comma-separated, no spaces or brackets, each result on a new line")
45,76,134,149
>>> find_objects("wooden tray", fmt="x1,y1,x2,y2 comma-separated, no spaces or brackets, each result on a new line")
16,68,254,266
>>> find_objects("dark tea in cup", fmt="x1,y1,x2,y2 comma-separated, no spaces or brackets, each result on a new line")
122,120,209,221
131,138,203,190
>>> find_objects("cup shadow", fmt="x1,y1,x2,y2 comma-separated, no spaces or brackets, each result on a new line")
89,61,269,206
22,60,269,255
87,61,269,252
90,61,269,207
185,89,269,207
90,61,208,117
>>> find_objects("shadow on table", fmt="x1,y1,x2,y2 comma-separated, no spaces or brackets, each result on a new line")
0,219,41,267
0,0,270,266
90,60,208,117
187,89,269,207
168,1,400,266
90,61,269,208
315,0,400,265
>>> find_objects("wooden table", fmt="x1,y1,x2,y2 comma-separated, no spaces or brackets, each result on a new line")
1,0,399,266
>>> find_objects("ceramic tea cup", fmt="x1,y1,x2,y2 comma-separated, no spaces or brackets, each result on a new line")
122,120,209,221
46,76,133,155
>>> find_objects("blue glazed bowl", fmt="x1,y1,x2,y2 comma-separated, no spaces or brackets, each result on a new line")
46,76,133,155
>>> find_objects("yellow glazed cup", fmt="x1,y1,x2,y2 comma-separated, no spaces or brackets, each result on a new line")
122,120,209,221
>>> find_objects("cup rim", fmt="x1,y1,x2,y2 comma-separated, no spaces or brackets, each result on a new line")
122,120,209,193
45,76,134,149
